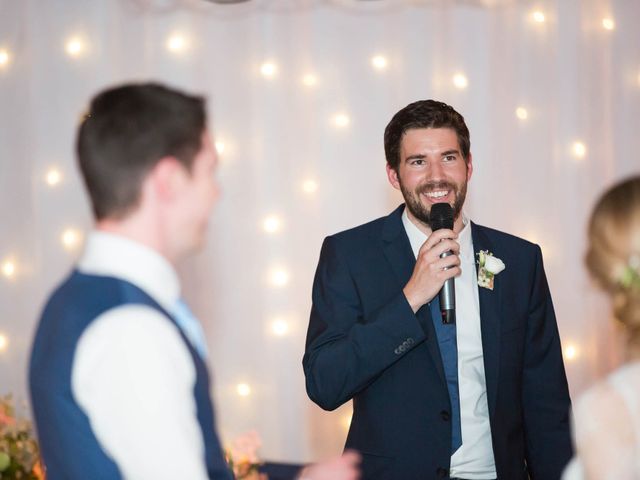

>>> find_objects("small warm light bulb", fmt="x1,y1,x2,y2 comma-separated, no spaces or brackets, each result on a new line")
515,107,529,120
342,412,353,430
0,333,7,352
45,168,63,187
532,11,546,23
237,383,251,397
269,268,289,287
1,260,16,278
263,215,282,234
602,18,615,30
452,73,468,89
166,34,187,53
65,37,84,57
371,55,388,70
260,62,277,78
572,141,587,159
333,113,350,128
0,49,10,68
215,141,225,155
302,179,318,194
271,319,289,336
61,229,83,251
564,344,578,361
302,73,318,87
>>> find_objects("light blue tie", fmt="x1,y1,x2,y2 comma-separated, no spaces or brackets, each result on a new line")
429,295,462,454
172,299,209,360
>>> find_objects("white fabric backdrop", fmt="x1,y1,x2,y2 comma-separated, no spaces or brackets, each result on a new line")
0,0,639,462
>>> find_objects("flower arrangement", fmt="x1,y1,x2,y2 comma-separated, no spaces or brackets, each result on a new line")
0,395,44,480
477,250,506,290
224,430,265,480
618,254,640,290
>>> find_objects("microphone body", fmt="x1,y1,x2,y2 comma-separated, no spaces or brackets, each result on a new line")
430,203,456,325
438,250,456,324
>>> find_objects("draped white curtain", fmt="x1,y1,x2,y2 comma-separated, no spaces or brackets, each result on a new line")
1,0,638,463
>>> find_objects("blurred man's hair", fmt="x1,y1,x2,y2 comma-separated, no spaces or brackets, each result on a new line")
77,83,206,220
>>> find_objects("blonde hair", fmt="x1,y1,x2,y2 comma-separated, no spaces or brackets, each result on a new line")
586,176,640,356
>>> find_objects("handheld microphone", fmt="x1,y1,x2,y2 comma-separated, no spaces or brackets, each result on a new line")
429,202,456,324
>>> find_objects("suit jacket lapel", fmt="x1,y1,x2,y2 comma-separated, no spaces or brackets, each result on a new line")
381,205,446,385
471,222,501,418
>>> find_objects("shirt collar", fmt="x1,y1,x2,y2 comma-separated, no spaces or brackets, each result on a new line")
77,231,180,311
402,207,474,262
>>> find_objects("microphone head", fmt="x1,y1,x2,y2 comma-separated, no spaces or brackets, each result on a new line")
430,202,454,231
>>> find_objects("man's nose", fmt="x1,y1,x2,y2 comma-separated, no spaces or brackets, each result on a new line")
429,160,445,180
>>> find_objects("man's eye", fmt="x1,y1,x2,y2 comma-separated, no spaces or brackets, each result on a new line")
444,155,456,162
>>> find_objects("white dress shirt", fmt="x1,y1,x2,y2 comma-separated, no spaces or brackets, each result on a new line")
72,231,210,480
402,210,497,479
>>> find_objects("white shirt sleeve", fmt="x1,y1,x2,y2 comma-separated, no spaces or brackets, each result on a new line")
72,305,210,480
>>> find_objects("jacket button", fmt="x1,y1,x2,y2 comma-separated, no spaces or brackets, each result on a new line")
436,467,448,478
440,410,450,421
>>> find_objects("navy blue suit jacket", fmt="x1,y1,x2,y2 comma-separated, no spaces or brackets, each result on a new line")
303,205,572,480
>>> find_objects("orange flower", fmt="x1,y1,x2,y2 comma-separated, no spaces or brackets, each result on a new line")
33,461,46,480
0,408,15,426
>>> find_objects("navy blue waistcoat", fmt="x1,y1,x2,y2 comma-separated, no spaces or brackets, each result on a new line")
29,271,233,480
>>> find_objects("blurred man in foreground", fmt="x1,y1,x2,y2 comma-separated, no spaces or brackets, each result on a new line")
30,83,359,480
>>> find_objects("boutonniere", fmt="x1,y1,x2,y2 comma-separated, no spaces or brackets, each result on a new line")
477,250,506,290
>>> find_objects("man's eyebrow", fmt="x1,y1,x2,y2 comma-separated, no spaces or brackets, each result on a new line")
405,154,426,162
441,149,461,157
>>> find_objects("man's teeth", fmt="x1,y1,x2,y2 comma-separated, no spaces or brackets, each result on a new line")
424,190,448,198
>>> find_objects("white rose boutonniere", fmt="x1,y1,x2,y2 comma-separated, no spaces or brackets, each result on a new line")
477,250,505,290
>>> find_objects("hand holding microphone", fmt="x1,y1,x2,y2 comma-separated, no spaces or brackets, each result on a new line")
403,203,460,319
429,203,457,324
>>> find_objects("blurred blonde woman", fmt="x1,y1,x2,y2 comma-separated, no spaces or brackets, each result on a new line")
563,176,640,479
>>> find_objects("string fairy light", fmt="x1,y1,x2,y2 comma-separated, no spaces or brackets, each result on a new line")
572,141,587,159
1,259,16,279
65,37,85,58
563,344,579,361
0,49,10,68
45,167,63,187
515,107,529,120
0,333,8,353
452,73,468,90
270,318,289,337
371,55,388,71
531,10,546,23
166,33,188,53
332,113,350,128
268,267,290,287
601,18,615,31
302,73,318,87
302,179,318,194
342,412,353,431
260,62,278,78
262,215,282,234
236,383,251,397
61,228,83,251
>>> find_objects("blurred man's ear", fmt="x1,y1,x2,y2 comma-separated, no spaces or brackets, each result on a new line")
148,156,187,201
